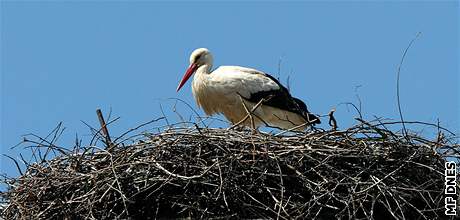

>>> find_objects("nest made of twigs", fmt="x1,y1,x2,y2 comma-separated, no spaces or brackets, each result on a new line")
0,119,458,219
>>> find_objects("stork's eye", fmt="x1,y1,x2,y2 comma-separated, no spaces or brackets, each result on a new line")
195,54,202,61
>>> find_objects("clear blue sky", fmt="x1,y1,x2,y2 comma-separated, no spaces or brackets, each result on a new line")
1,1,459,179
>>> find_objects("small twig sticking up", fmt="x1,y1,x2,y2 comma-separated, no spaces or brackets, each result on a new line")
277,57,282,81
3,154,23,176
354,85,363,116
328,109,338,131
396,32,422,140
96,109,112,148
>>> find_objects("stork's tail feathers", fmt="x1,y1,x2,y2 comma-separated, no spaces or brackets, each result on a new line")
306,113,321,125
292,97,321,125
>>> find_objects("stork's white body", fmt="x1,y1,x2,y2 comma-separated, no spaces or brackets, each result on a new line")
177,48,319,130
192,66,307,129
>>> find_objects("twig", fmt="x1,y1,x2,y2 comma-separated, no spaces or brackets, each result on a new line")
228,97,266,130
396,32,422,141
154,161,218,180
2,155,23,176
96,109,113,148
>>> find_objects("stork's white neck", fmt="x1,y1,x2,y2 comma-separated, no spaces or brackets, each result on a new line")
192,64,213,91
196,63,213,75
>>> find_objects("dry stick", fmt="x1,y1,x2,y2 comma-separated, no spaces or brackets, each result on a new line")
214,158,224,201
272,113,298,127
379,179,406,220
96,109,112,148
154,161,218,180
356,151,417,194
166,97,207,128
81,120,102,145
235,95,265,160
228,97,266,130
112,117,165,144
396,32,421,141
273,113,321,136
276,160,288,218
3,155,23,176
274,122,308,136
239,96,256,130
239,188,286,219
342,102,363,121
377,120,455,136
42,122,65,162
355,118,388,139
19,123,64,165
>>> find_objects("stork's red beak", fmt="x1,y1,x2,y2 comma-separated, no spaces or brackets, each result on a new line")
176,63,198,92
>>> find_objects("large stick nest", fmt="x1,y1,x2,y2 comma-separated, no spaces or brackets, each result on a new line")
0,119,458,219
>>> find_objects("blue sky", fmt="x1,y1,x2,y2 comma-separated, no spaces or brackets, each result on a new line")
1,1,459,179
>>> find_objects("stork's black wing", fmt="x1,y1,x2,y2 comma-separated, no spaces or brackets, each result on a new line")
244,73,320,124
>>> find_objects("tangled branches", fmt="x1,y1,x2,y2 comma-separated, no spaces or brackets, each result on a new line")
0,118,458,219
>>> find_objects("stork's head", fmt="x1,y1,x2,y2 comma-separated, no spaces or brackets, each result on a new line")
177,48,213,92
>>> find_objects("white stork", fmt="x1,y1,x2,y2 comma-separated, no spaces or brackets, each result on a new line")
176,48,320,130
